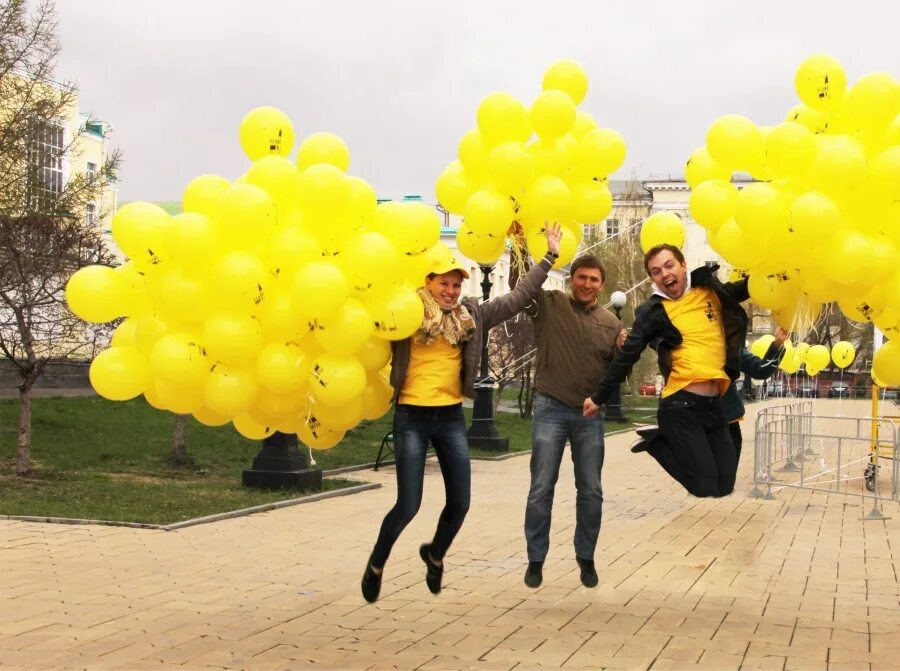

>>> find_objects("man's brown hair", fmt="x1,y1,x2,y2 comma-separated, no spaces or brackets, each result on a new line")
643,244,685,275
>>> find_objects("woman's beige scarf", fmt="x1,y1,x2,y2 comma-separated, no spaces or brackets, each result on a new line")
414,287,476,347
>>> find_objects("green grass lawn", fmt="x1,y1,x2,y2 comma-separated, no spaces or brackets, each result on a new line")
0,394,652,525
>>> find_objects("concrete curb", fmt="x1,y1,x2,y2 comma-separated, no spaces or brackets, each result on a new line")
0,481,381,531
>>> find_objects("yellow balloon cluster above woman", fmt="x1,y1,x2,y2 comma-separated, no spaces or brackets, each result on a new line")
687,55,900,350
435,60,627,268
66,106,446,447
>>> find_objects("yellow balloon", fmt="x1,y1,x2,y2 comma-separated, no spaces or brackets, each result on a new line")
805,344,831,372
297,419,345,450
476,93,530,146
256,343,308,394
464,189,515,237
147,265,211,326
233,412,275,440
542,59,588,105
685,147,731,189
831,341,856,369
149,333,209,386
688,179,738,230
521,175,572,223
89,347,151,401
748,270,799,311
528,137,573,177
712,218,761,269
570,180,613,224
355,337,392,371
155,379,205,414
734,181,779,234
786,191,842,248
111,319,138,348
204,363,258,417
339,231,404,297
202,313,263,366
750,334,775,359
766,122,816,180
182,174,230,217
571,111,598,139
166,212,218,268
458,129,490,182
246,155,302,212
824,230,871,286
487,142,537,196
639,212,685,252
238,106,294,161
867,147,900,202
367,285,426,341
110,202,172,267
296,163,351,218
809,137,866,197
706,114,765,173
309,394,365,432
772,296,821,333
872,339,900,386
837,284,885,323
314,297,374,355
794,54,847,112
362,372,394,420
66,265,126,323
575,129,627,179
213,184,277,249
846,72,900,133
780,348,803,374
435,161,475,215
192,405,231,427
456,223,505,265
292,261,349,321
309,352,367,406
376,201,441,256
296,132,350,172
526,226,577,269
530,90,576,140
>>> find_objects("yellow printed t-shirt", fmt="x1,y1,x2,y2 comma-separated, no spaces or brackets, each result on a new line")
661,286,730,398
398,335,463,406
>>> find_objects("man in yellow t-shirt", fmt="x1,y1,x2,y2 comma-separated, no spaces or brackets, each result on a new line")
583,244,751,498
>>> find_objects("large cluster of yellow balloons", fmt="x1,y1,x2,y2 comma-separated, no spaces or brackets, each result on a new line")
686,55,900,385
750,336,856,377
65,106,447,447
435,60,627,268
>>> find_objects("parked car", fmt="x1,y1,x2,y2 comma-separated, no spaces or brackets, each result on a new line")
796,381,818,398
639,382,657,396
829,381,850,398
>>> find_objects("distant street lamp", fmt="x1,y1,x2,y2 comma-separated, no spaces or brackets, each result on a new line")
606,291,629,423
466,264,509,452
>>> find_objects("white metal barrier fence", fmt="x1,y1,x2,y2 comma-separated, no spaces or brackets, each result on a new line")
750,401,899,520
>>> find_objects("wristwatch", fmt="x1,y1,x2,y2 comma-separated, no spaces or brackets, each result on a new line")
546,250,559,259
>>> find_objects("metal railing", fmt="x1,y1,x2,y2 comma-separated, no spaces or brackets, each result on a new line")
750,401,898,520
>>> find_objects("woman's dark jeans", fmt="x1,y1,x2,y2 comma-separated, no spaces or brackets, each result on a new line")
370,403,471,568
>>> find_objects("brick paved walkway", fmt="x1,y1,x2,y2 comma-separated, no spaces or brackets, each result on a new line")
2,398,899,670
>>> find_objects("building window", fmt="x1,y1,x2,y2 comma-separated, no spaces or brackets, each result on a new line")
26,120,64,211
582,223,596,238
86,161,97,181
606,218,619,237
85,202,96,227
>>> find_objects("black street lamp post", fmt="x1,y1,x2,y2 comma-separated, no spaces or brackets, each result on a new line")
466,264,509,452
605,291,630,423
243,431,323,490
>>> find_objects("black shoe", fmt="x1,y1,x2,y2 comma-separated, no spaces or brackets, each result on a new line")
630,437,650,454
636,424,660,439
419,544,443,595
524,560,543,588
576,557,598,588
361,561,382,603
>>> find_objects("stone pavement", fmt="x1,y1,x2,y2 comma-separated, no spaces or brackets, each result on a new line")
2,398,900,670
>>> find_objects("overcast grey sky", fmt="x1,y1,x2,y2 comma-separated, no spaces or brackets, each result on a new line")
54,0,900,203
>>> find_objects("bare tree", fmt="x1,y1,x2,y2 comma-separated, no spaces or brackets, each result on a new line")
487,312,536,417
1,0,120,475
170,414,191,466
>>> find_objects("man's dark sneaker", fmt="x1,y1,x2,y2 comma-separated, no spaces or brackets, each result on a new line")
524,560,544,588
419,544,443,594
630,438,650,454
576,557,598,588
361,561,382,603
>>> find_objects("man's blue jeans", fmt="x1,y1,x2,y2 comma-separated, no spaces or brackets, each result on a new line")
370,404,471,569
524,393,605,562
